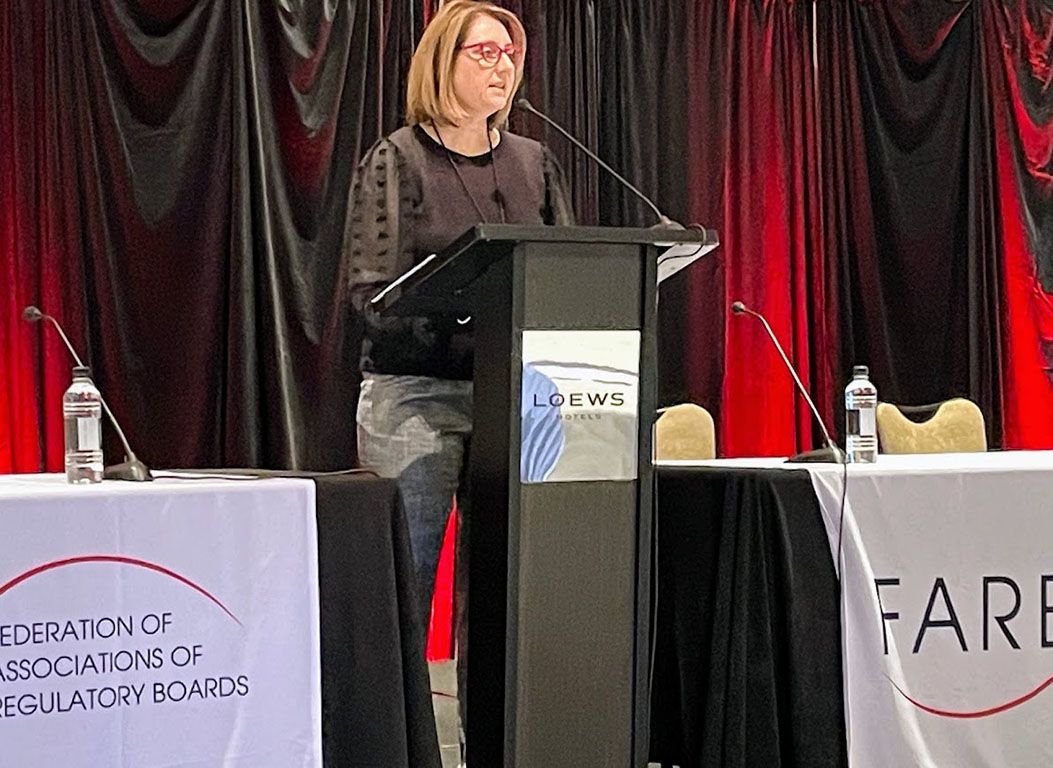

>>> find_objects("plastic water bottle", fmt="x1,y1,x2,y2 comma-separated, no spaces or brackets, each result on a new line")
845,365,878,463
63,366,104,483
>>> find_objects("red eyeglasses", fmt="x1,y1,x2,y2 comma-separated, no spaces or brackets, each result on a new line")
460,41,519,67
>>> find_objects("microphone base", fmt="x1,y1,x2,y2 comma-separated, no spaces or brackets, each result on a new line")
785,445,847,464
104,459,154,482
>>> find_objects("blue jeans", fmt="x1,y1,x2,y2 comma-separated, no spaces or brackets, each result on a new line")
356,373,473,631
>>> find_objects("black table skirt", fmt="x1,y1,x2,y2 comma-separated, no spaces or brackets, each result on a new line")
649,467,847,768
315,474,441,768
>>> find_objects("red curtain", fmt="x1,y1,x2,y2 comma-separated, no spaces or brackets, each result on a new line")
0,1,86,473
426,507,456,661
985,1,1053,447
684,0,837,457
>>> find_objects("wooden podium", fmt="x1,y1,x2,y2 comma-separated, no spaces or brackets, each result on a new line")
376,224,717,768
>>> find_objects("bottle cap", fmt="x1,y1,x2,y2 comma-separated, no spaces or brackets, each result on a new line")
72,365,92,379
853,365,869,378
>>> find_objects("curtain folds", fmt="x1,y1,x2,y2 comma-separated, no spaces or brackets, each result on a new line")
983,0,1053,447
1,0,413,471
1,0,1050,472
684,0,832,457
827,0,1008,447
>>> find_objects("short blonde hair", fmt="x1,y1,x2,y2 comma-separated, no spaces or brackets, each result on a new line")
406,0,526,129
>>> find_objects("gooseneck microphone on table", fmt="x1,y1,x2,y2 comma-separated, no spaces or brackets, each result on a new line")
515,98,684,230
22,306,153,481
730,300,846,464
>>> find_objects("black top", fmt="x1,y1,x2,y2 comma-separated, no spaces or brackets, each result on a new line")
347,125,574,380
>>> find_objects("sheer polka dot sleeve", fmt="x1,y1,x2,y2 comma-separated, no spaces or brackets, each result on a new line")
346,138,419,322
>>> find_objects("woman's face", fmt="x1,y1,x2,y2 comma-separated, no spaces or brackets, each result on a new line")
450,14,517,124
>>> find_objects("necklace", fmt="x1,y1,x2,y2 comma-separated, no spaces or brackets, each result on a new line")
433,123,507,224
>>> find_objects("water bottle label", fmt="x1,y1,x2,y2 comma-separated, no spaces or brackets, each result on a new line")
847,408,877,437
77,418,101,450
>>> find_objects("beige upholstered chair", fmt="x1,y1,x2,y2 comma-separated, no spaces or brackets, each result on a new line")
655,403,716,461
875,398,987,454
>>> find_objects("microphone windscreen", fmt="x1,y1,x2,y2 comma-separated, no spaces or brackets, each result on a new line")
22,306,43,322
730,301,746,315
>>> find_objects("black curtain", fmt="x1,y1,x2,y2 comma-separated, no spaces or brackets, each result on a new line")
823,0,1005,446
2,1,419,470
598,2,702,410
2,0,702,471
4,0,1050,471
501,0,693,228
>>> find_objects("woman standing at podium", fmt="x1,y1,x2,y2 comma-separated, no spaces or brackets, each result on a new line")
346,0,573,711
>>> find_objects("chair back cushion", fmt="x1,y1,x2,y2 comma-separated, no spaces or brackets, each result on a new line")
875,398,987,454
655,403,716,461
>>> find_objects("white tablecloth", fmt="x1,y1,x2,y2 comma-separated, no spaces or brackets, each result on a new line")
0,474,322,767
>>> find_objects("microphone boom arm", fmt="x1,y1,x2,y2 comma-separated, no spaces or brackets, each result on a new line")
41,314,85,368
516,99,679,228
24,306,152,481
732,301,844,462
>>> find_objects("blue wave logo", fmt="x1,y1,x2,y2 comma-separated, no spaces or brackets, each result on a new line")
520,364,566,482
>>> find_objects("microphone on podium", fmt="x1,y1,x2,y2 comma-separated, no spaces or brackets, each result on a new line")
514,98,684,230
23,305,153,481
730,300,846,464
